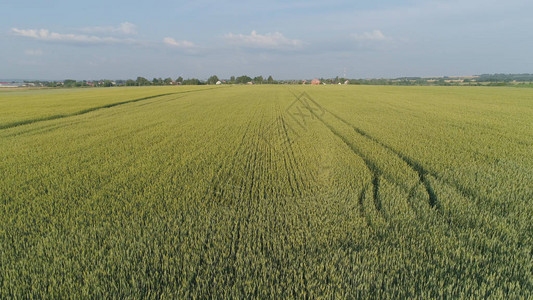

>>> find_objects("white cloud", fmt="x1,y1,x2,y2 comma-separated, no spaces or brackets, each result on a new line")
224,30,303,49
80,22,138,35
351,30,388,41
163,37,196,49
24,49,43,56
11,28,137,45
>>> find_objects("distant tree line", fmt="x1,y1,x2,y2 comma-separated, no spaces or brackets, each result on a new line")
475,73,533,82
19,73,533,88
123,75,278,86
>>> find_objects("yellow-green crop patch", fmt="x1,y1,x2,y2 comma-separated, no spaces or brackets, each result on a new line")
0,85,532,298
0,86,212,129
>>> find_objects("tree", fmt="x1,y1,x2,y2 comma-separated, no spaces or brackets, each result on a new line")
136,77,151,86
207,75,219,85
253,76,264,84
176,76,183,84
230,76,236,84
182,78,203,85
64,79,77,87
267,75,274,84
164,77,173,85
236,75,252,84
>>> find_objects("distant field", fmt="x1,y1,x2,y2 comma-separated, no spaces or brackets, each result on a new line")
1,85,532,298
0,86,210,129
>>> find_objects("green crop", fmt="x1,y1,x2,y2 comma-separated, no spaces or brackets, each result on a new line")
0,85,531,298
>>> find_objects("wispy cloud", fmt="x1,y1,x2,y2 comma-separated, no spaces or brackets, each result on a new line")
224,31,303,50
11,28,138,45
80,22,138,35
163,37,196,49
351,30,388,41
24,49,44,56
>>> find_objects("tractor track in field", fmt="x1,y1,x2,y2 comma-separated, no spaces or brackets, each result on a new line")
2,120,86,138
286,89,384,215
274,111,297,197
326,107,497,215
279,113,304,198
358,184,372,227
134,94,188,107
0,87,224,131
206,109,258,202
288,88,440,212
321,98,493,215
277,108,312,296
194,110,259,290
325,109,440,209
321,105,437,212
192,109,261,291
224,114,265,284
225,113,267,284
316,116,384,214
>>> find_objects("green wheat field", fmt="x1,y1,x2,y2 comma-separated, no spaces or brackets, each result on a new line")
1,85,532,298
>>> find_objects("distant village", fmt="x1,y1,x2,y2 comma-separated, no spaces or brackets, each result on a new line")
2,74,532,88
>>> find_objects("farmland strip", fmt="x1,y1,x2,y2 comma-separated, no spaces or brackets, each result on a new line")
0,87,222,130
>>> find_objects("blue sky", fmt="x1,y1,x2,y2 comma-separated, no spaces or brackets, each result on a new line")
1,0,532,80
